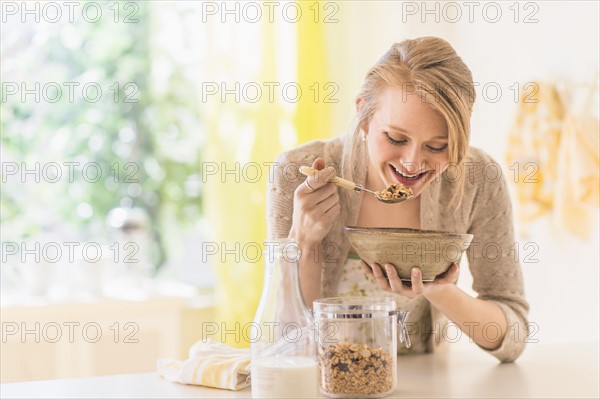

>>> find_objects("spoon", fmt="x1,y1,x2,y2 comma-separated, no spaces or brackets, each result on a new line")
299,166,413,204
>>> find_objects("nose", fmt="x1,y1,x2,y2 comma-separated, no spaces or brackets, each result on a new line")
398,144,422,174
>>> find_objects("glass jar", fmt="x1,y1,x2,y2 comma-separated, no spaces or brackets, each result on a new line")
313,297,411,399
250,239,319,398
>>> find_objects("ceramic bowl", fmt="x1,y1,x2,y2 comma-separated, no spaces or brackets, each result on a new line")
344,227,474,281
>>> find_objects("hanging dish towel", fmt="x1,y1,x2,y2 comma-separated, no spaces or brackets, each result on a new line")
157,338,251,391
505,81,566,231
553,79,600,239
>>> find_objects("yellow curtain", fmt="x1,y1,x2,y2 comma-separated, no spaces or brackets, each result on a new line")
294,1,333,144
203,1,333,348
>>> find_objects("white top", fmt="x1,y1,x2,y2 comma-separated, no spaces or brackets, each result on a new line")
2,342,598,398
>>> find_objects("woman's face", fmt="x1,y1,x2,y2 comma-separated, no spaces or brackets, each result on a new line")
363,87,450,198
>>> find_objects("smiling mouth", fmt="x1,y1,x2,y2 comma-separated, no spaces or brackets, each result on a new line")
389,164,430,190
390,164,425,179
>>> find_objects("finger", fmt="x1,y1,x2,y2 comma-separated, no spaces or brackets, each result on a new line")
312,158,326,171
384,263,407,294
302,190,338,217
315,190,339,210
309,166,336,188
371,262,391,291
410,267,424,295
450,263,460,281
298,158,330,194
300,171,337,196
360,260,374,276
323,202,340,218
436,263,459,284
308,193,339,224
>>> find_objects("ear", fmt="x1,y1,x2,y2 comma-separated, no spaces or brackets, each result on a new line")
355,97,363,113
355,97,368,132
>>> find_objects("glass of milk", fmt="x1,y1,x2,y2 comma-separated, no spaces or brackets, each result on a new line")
250,239,319,398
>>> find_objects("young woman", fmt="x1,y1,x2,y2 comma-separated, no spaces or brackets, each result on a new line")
267,37,528,363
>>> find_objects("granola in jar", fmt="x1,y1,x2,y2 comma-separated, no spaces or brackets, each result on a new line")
319,342,394,397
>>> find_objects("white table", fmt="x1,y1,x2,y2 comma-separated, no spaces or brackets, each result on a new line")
2,342,598,398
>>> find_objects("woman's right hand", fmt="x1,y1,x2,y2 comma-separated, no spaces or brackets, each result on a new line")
288,158,340,246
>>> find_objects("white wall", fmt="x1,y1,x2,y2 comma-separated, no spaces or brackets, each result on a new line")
325,1,599,344
451,0,599,345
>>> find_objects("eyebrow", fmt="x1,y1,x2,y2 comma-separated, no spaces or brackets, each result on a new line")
386,125,448,140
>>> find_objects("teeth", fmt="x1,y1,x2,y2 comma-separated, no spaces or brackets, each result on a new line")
393,166,420,178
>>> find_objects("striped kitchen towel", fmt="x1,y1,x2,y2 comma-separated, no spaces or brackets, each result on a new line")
157,338,251,391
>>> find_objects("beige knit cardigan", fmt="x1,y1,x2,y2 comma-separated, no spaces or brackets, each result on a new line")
266,133,529,363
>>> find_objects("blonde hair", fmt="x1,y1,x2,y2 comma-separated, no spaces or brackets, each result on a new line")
354,37,475,207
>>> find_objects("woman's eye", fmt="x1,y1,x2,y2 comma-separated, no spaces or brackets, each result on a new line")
384,132,447,152
426,144,448,153
384,132,406,145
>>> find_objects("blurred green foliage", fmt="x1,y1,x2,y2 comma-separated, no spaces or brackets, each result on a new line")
1,2,204,270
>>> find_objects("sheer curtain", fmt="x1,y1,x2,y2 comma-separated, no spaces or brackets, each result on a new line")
177,1,334,347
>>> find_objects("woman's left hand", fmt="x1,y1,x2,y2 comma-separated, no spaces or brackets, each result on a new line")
360,261,459,299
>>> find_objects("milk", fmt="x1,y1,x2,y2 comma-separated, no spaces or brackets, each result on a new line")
251,356,320,398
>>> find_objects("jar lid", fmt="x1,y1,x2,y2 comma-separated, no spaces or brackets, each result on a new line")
312,296,396,319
